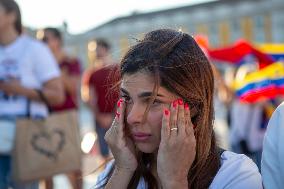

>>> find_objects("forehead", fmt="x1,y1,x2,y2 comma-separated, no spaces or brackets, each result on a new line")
0,4,7,14
122,72,154,90
121,72,176,98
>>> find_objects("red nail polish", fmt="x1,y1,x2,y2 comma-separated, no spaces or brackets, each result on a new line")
117,100,121,107
184,103,189,110
164,109,169,116
173,100,178,108
178,99,183,105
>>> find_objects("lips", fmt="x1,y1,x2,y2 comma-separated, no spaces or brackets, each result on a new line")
132,132,151,142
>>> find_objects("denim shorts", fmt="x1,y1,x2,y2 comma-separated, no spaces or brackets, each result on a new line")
0,155,39,189
95,121,109,157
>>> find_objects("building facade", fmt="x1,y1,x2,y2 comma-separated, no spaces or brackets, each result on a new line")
65,0,284,68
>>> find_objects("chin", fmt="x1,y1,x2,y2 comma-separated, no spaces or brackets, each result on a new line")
135,143,157,153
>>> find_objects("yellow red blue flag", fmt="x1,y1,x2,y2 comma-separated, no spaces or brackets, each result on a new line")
232,62,284,103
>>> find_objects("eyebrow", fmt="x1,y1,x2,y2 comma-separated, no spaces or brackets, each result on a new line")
120,88,165,98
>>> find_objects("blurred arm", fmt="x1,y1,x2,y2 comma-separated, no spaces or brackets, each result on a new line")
0,77,65,106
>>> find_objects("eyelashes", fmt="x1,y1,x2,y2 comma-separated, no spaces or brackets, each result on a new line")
120,95,163,106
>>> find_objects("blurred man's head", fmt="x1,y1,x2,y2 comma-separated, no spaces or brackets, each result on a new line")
0,0,22,34
95,39,110,59
43,27,62,52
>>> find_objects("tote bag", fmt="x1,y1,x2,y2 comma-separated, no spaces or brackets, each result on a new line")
12,91,82,182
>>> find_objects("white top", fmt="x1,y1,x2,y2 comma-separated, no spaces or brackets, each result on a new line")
230,100,266,151
261,102,284,189
96,151,263,189
0,34,60,118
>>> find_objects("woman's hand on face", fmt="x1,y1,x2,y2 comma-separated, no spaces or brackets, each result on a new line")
104,99,138,173
157,99,196,188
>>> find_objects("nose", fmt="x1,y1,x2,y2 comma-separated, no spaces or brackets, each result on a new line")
126,103,145,126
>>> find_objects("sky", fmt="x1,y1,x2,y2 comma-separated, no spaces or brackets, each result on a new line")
16,0,213,35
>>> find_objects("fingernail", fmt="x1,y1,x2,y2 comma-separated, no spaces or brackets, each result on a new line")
164,109,170,116
117,100,121,107
184,103,189,110
116,112,120,118
119,98,123,102
178,99,183,105
173,100,178,108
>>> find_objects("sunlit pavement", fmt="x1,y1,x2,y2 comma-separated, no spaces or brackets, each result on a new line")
51,152,104,189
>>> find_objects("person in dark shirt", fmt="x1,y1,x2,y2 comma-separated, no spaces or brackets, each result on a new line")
41,27,82,189
82,39,119,161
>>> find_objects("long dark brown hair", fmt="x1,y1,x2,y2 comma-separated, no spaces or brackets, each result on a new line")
0,0,22,34
98,29,220,189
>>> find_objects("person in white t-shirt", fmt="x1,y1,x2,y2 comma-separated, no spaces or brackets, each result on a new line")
0,0,64,188
94,29,262,189
262,101,284,189
230,100,265,170
229,63,267,171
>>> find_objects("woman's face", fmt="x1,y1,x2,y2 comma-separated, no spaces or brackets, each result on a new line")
43,31,60,52
0,5,13,33
121,72,177,153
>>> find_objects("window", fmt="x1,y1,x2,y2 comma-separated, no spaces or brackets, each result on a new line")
241,16,253,42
